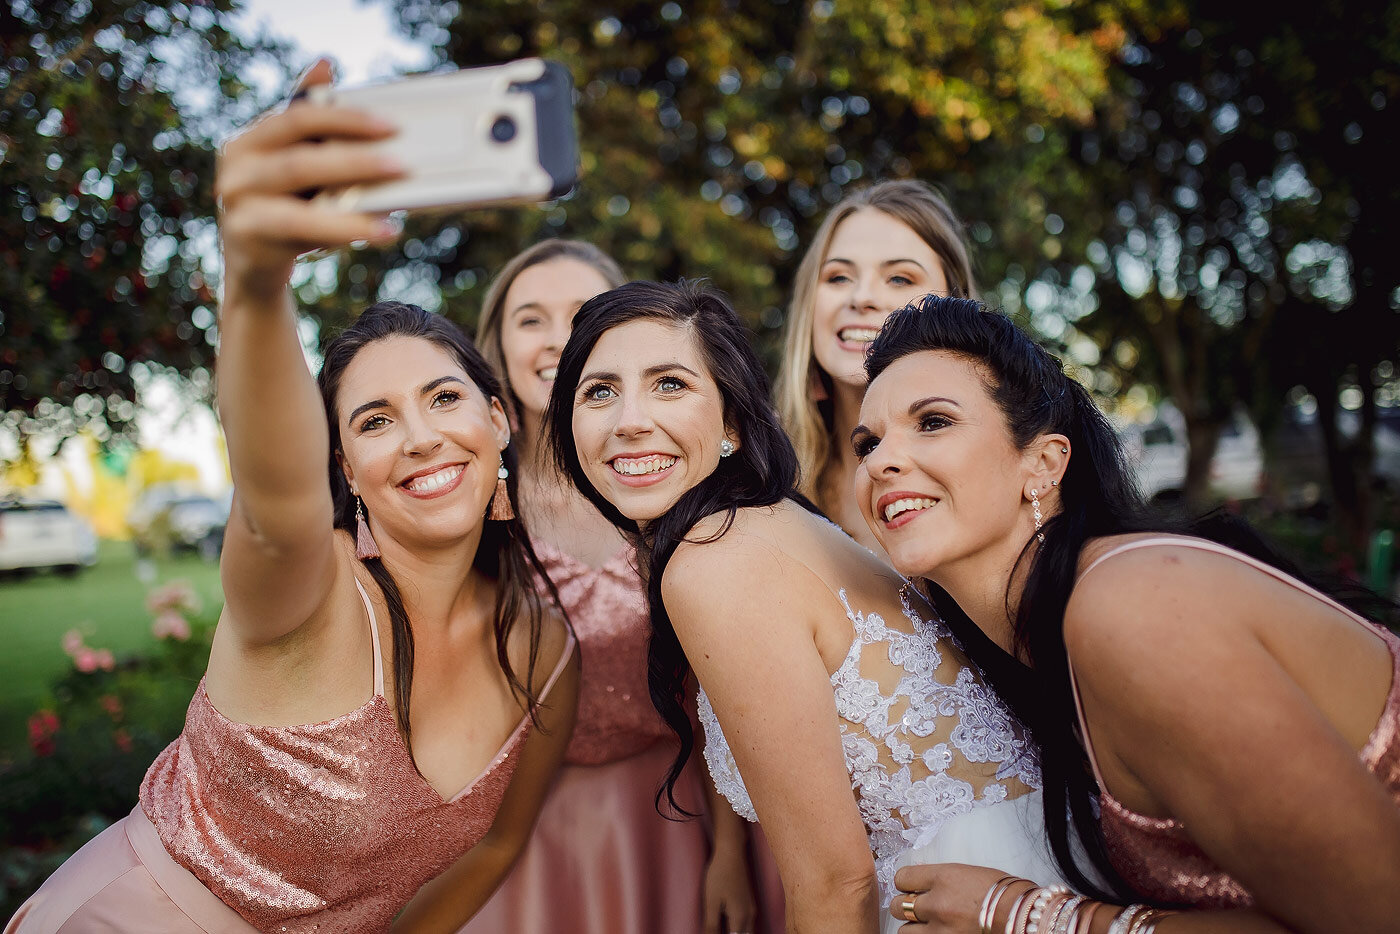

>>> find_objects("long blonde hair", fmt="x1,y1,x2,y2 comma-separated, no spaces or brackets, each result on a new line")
775,180,976,504
477,239,626,426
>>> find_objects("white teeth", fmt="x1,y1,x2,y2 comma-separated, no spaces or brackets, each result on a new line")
883,497,936,522
840,327,881,343
611,455,677,476
539,366,557,381
405,464,464,493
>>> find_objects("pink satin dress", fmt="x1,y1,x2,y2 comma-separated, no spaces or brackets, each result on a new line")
1071,537,1400,907
460,541,785,934
7,580,576,934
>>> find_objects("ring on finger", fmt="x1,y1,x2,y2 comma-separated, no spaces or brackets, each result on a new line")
899,895,920,923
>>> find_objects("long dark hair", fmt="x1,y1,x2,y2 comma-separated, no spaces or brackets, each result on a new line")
544,280,807,814
864,293,1394,902
317,301,561,766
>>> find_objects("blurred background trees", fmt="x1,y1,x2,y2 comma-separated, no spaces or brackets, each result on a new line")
3,0,1398,563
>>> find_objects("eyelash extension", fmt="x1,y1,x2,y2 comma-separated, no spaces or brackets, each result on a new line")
578,380,613,402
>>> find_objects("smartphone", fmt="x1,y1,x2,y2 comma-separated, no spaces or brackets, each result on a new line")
306,58,577,214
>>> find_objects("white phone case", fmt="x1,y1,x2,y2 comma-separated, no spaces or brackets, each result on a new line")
309,58,576,214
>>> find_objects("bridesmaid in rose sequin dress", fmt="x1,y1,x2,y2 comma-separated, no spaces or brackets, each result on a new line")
7,62,578,934
462,241,784,934
853,296,1400,934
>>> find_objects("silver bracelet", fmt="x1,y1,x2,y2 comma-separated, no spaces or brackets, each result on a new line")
1049,895,1087,934
1106,905,1152,934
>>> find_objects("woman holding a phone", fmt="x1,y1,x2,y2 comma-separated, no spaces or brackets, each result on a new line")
463,239,782,934
7,61,578,934
775,180,976,553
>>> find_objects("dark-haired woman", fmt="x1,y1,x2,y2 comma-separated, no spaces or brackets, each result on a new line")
461,239,782,934
7,60,578,934
545,280,1064,934
851,294,1400,933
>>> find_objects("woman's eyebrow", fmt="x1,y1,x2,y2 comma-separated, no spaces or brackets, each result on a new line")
908,396,960,415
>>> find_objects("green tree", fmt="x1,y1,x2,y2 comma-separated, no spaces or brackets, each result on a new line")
1063,3,1399,550
352,0,1140,358
0,0,282,441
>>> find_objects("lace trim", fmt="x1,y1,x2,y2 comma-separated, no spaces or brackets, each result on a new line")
694,584,1041,906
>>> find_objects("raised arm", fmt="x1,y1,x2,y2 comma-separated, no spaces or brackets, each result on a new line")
664,524,878,934
214,61,403,642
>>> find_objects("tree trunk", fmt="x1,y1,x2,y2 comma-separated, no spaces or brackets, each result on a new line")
1182,417,1223,511
1309,375,1376,562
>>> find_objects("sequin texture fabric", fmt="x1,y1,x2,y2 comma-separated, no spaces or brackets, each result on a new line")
138,580,574,934
534,541,671,765
1099,624,1400,908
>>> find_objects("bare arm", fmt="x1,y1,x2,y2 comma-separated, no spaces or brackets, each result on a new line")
665,523,877,934
214,60,403,642
390,638,580,932
1065,546,1400,933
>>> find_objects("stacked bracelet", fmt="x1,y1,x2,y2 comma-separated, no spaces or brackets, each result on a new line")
979,876,1021,934
973,879,1176,934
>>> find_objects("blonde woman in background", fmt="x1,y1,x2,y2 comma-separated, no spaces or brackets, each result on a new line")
775,180,976,551
463,239,783,934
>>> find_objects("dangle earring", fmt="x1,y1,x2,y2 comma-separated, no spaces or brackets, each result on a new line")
1031,489,1045,545
354,495,381,560
488,459,515,521
719,438,736,457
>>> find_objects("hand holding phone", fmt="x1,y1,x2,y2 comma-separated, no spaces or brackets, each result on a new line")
306,59,578,214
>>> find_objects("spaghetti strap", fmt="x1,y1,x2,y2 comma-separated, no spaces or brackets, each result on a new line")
1066,658,1111,794
353,578,385,697
1077,535,1375,628
1068,534,1391,796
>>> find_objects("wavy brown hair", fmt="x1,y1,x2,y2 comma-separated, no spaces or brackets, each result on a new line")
318,301,564,766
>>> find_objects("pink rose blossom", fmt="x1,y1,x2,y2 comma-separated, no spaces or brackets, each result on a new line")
152,609,191,641
95,649,115,671
74,649,99,673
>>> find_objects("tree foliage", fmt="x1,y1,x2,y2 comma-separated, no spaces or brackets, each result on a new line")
346,0,1140,361
0,0,281,437
1060,1,1400,542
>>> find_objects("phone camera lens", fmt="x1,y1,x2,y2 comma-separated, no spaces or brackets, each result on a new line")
490,116,517,143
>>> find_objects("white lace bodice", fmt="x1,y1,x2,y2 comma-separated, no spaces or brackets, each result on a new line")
697,583,1041,903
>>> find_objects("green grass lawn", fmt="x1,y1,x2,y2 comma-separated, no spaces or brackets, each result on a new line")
0,540,221,755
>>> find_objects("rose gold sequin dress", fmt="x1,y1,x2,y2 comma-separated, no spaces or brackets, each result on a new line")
459,541,785,934
7,580,576,934
1071,537,1400,908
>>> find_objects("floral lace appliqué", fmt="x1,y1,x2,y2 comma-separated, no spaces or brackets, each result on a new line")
695,583,1041,908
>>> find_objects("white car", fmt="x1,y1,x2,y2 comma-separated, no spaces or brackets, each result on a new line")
0,499,99,575
1118,404,1264,503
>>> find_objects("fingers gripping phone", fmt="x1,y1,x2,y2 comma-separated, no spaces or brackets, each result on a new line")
308,58,578,213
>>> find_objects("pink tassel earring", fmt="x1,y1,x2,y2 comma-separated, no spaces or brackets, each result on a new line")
488,460,514,521
355,495,381,560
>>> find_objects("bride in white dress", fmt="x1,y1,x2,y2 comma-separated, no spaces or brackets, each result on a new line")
544,280,1072,932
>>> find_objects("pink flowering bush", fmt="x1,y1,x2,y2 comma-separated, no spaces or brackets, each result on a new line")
0,583,217,916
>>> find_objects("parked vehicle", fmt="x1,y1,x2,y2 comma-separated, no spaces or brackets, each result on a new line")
129,488,230,560
1118,403,1264,503
0,499,99,576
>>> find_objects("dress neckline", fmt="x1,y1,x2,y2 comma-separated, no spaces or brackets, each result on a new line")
531,537,635,576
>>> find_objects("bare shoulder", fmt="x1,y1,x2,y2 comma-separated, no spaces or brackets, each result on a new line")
663,501,829,631
1065,534,1263,664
